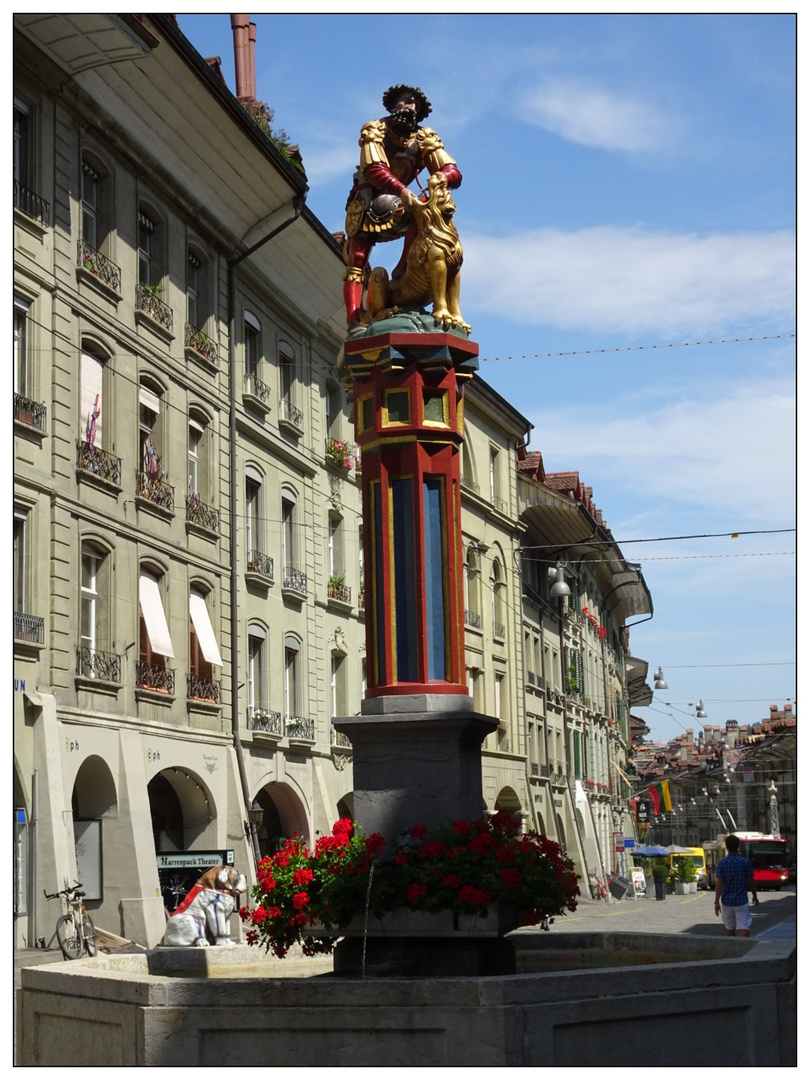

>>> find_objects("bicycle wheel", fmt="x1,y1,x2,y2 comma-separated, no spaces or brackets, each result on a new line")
81,913,98,957
56,913,83,959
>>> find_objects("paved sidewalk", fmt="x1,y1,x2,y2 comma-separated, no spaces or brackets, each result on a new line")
519,885,796,939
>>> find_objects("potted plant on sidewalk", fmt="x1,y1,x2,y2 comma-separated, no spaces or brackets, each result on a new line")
652,859,668,901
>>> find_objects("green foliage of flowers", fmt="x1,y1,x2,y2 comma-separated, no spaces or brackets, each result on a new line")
240,812,580,959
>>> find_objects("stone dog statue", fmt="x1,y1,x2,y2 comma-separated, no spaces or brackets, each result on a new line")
163,865,248,947
364,170,470,333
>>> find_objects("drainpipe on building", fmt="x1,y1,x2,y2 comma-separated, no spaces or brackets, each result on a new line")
227,196,304,868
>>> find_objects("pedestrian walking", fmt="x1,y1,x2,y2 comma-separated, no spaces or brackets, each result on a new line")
714,834,759,937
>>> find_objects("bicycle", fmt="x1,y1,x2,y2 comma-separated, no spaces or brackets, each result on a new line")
43,881,98,959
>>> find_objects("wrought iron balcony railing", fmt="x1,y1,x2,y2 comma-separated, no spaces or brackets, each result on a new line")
185,322,218,364
464,609,481,629
358,587,365,611
14,393,47,432
331,726,352,749
76,646,121,683
283,566,307,594
14,181,49,226
278,398,303,429
493,619,506,639
14,611,44,644
78,239,121,293
246,550,274,580
460,474,480,495
187,674,220,703
491,494,509,514
249,708,283,735
135,284,173,333
527,670,536,685
186,494,219,533
286,716,315,740
77,440,122,485
328,580,351,604
531,762,539,776
136,470,174,511
244,372,272,404
136,661,175,694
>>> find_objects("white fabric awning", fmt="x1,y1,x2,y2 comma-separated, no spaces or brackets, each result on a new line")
139,572,174,658
190,590,222,666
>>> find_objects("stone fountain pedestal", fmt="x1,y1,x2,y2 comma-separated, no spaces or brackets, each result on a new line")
332,693,511,975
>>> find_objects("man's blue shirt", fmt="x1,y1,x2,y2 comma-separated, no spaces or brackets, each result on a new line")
716,851,753,906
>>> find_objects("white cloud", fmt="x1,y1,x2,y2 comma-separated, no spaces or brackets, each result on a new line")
532,377,795,524
520,78,676,152
463,226,795,336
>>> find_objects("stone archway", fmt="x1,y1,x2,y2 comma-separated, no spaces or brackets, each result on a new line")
494,785,523,827
71,755,118,904
253,781,309,856
147,767,215,853
337,793,354,822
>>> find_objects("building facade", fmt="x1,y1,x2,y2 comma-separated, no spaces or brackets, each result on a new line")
14,14,650,947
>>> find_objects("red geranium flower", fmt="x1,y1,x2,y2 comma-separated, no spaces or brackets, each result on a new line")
292,891,310,910
292,867,314,886
407,882,427,905
410,823,428,839
500,867,523,890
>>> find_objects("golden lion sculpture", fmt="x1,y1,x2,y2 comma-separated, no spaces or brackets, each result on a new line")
363,171,470,333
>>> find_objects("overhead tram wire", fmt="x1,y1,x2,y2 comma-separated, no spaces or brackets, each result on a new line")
478,333,795,364
519,528,794,554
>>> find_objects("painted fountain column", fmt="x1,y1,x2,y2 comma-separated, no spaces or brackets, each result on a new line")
335,330,499,846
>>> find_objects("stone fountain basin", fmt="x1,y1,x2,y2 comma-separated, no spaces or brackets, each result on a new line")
17,932,795,1066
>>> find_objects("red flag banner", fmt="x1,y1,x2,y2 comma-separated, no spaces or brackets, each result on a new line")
647,785,660,815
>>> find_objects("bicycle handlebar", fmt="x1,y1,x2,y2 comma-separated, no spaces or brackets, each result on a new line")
44,882,85,901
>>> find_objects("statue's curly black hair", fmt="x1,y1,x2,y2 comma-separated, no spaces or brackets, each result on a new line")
382,84,432,123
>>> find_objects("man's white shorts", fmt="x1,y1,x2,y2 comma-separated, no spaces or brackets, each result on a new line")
721,902,752,932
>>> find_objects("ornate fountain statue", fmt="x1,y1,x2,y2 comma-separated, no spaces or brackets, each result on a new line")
342,84,469,334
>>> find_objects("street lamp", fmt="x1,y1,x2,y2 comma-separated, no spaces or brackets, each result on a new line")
653,667,668,689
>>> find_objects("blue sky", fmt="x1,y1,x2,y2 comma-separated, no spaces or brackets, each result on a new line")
180,13,796,744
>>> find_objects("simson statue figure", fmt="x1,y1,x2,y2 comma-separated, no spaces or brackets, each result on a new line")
342,84,462,326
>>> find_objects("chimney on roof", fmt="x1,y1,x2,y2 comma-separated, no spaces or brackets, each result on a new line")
231,14,255,102
248,19,257,99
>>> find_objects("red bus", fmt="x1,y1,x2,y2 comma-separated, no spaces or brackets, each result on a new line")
705,833,789,891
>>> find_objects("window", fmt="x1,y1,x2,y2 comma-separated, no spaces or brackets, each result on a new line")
138,209,161,286
14,297,29,398
187,252,200,329
490,448,499,503
246,470,262,555
80,547,101,654
284,635,300,719
138,569,174,687
492,558,506,637
331,655,347,718
13,509,27,615
188,413,209,502
279,341,295,404
14,98,48,224
325,380,343,440
81,160,99,249
247,625,266,716
189,588,222,700
13,100,30,198
80,349,106,450
465,544,481,628
245,312,262,382
78,544,116,680
328,513,343,579
138,381,167,501
282,491,296,570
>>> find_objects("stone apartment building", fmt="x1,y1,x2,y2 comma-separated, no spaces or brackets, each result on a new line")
13,14,650,947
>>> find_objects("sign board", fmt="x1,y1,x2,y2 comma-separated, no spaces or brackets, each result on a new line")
156,850,235,914
631,867,648,897
614,832,625,853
